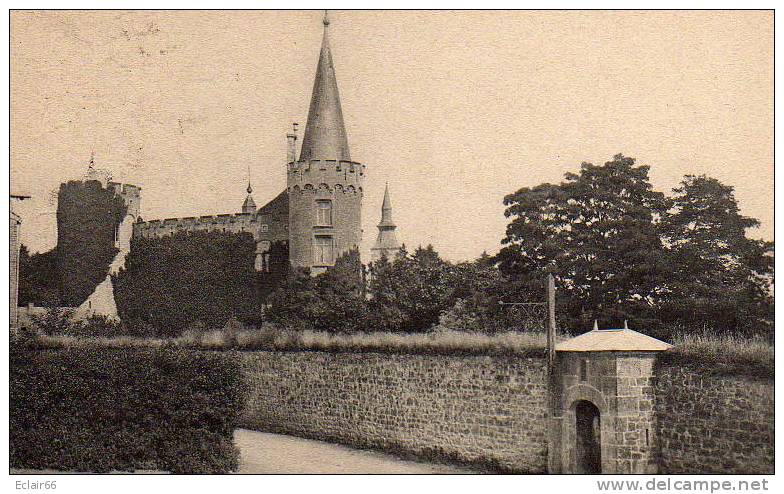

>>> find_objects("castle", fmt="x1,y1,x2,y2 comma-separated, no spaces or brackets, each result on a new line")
130,12,400,275
18,12,402,324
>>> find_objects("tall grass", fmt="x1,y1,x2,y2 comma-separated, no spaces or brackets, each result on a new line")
661,332,774,380
31,325,774,377
32,325,548,357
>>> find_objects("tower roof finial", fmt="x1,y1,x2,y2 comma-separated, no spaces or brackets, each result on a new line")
246,165,253,194
323,10,330,27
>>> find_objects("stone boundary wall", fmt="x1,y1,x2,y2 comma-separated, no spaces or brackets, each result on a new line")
655,365,774,474
239,351,549,472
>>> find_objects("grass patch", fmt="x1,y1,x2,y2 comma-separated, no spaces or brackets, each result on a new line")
658,333,774,380
34,326,548,357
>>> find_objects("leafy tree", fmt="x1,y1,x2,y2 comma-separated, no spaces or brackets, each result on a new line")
18,245,61,307
367,245,457,333
266,248,368,333
661,175,774,337
497,155,773,338
497,154,670,333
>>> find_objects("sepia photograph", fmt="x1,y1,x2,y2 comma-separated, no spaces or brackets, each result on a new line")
5,5,775,483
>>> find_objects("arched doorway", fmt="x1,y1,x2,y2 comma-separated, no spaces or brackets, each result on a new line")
575,400,601,473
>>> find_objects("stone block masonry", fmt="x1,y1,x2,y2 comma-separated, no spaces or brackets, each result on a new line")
655,365,774,474
239,351,549,472
237,349,773,474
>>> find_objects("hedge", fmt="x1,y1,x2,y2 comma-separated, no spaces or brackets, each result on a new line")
10,344,248,473
113,231,264,336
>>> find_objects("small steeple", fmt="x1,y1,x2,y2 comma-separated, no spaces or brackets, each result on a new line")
298,10,351,162
242,166,256,214
371,183,402,262
379,182,395,227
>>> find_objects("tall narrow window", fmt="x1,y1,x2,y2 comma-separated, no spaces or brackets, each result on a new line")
316,200,332,226
314,236,334,265
580,359,588,381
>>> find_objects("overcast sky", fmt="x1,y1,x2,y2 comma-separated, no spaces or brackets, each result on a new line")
11,10,773,261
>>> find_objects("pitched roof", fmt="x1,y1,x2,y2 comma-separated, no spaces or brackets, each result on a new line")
298,14,351,162
242,194,256,212
555,328,672,352
258,189,289,215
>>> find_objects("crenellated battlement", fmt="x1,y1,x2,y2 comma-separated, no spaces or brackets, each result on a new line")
108,182,141,197
133,212,264,239
287,159,365,194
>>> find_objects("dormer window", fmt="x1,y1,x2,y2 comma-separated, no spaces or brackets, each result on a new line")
316,200,332,226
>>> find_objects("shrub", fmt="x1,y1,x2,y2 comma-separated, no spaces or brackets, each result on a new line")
30,305,75,336
10,344,247,473
266,248,369,333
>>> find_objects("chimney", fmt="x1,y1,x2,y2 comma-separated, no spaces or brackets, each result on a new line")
286,122,299,163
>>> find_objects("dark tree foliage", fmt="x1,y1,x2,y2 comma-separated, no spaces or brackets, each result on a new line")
366,246,458,333
57,180,126,306
18,245,61,306
498,155,669,333
265,243,543,334
266,248,369,333
660,175,774,337
257,240,290,301
10,345,246,473
113,231,262,336
497,155,773,339
266,245,509,334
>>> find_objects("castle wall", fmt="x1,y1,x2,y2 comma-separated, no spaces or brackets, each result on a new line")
134,213,262,239
287,160,363,273
132,209,288,273
238,349,772,474
239,351,549,472
654,365,774,474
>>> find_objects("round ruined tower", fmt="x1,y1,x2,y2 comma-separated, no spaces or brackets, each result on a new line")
287,12,364,275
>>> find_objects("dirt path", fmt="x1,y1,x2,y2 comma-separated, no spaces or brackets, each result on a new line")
235,429,474,474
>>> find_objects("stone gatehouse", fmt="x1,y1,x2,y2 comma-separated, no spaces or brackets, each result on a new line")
548,325,671,474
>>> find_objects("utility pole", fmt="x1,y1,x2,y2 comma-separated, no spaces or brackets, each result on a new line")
547,273,556,371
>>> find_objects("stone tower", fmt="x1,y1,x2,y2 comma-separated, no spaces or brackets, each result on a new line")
287,12,364,275
371,183,401,262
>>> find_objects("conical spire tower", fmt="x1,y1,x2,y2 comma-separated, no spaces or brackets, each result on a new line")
298,11,351,162
287,11,364,274
371,183,401,262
